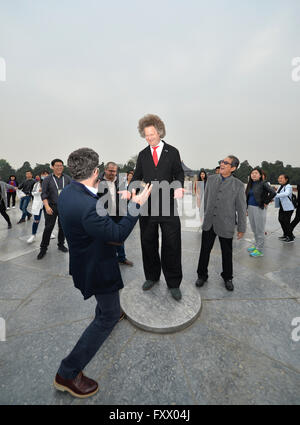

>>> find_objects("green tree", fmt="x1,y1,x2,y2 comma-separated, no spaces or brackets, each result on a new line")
0,159,15,182
234,160,252,183
32,163,52,177
16,161,33,183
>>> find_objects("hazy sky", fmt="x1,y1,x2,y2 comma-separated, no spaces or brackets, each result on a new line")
0,0,299,170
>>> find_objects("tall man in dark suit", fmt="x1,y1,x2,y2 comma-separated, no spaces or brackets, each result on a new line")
130,114,185,301
53,147,151,399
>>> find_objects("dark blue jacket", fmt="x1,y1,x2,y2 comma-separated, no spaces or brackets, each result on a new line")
58,181,140,300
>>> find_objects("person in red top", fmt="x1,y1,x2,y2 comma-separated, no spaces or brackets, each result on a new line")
6,175,18,209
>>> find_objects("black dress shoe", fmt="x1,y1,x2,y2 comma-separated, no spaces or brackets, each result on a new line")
37,249,47,260
195,276,208,287
8,223,12,229
169,288,182,301
224,279,234,291
17,219,26,224
54,371,98,399
283,237,295,243
27,213,32,220
58,245,69,253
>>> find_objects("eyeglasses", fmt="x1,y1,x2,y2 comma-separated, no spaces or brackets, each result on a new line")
218,160,232,166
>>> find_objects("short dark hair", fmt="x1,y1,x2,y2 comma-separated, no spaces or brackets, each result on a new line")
51,159,64,166
228,155,240,169
41,170,49,175
279,174,289,183
215,166,220,170
105,162,118,170
26,170,33,175
67,148,99,180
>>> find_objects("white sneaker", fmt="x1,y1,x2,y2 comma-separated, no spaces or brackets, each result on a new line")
27,235,36,244
50,232,56,239
12,206,16,209
6,207,10,210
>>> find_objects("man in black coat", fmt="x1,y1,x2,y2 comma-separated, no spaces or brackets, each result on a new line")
53,147,151,399
130,114,184,301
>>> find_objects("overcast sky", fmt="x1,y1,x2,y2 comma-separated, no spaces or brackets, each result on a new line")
0,0,299,170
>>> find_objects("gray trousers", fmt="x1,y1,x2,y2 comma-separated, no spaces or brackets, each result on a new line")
248,205,266,252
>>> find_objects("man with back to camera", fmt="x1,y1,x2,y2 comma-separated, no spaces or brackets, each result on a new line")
129,114,185,301
37,158,71,259
195,155,247,292
53,147,151,398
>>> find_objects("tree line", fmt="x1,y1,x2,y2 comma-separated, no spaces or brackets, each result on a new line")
0,156,138,183
205,160,300,184
0,157,299,185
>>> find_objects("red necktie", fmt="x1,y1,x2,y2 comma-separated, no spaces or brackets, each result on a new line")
152,146,159,167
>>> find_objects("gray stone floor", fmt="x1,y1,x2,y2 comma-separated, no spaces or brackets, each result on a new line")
0,201,300,405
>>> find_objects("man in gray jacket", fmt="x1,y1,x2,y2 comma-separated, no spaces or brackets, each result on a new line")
195,155,247,291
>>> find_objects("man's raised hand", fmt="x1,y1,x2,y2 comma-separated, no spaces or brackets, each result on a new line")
131,184,153,206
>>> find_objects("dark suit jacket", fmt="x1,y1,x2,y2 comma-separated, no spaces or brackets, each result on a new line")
58,181,139,300
131,142,184,216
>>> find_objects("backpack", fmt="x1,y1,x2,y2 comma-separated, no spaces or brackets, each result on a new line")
289,193,298,209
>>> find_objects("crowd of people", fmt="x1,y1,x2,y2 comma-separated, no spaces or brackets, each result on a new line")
0,113,299,399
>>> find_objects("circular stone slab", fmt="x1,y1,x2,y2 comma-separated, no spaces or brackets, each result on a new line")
120,278,202,334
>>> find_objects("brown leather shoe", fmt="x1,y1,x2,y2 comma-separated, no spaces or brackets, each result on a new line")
53,371,99,398
119,259,134,266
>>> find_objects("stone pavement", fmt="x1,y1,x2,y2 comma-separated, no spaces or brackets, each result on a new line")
0,199,299,405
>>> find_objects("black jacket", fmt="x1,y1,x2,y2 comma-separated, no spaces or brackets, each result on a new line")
19,179,35,195
246,181,276,209
131,142,184,216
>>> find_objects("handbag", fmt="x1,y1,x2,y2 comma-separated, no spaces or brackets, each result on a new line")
16,189,26,199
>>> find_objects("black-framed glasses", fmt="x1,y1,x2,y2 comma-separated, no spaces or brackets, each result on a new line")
218,160,232,166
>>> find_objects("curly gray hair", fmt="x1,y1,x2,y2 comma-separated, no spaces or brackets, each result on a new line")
138,114,166,138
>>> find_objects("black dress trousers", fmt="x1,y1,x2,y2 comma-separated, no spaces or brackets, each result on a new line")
197,226,233,281
278,205,293,238
40,203,65,249
139,215,182,288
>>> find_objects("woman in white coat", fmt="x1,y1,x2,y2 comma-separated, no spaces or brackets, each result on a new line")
27,171,56,243
274,174,295,243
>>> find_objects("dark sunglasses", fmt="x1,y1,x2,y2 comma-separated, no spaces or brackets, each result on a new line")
218,160,232,166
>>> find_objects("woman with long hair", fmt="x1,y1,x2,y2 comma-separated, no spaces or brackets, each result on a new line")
274,174,295,243
245,167,276,257
6,175,18,209
27,170,51,243
196,169,208,226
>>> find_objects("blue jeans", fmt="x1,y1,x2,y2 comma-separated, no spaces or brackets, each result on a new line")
57,291,120,380
32,209,43,235
19,195,31,220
